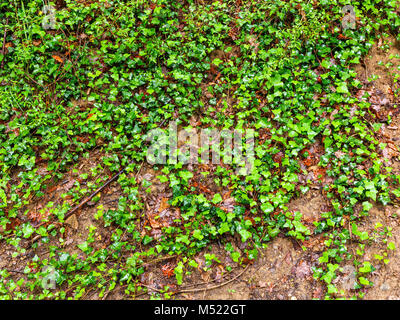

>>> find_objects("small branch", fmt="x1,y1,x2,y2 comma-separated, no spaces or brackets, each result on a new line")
134,265,249,298
64,165,126,221
7,269,24,274
65,160,143,221
174,265,249,295
142,254,177,267
30,160,143,245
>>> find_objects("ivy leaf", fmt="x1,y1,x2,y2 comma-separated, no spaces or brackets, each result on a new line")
238,229,252,242
359,261,373,273
212,193,223,204
193,229,204,240
336,82,349,94
261,202,274,215
179,170,193,182
22,223,35,238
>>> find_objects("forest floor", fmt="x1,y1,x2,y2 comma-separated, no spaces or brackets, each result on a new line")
184,35,400,300
1,1,400,300
107,35,400,300
185,35,400,301
3,36,398,300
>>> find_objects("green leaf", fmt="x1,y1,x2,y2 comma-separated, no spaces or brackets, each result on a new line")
362,201,373,212
179,170,193,182
193,229,204,240
22,224,35,238
359,261,373,273
261,202,274,215
212,193,223,204
174,262,184,285
238,229,252,242
231,251,240,262
336,82,349,94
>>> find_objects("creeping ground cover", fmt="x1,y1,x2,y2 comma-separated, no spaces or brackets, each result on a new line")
0,0,400,299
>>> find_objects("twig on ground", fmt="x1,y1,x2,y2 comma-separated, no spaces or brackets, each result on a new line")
142,254,177,267
30,160,144,245
174,265,249,295
63,165,127,221
132,265,249,299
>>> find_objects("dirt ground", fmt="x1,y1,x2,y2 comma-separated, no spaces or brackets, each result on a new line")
1,34,400,300
179,200,400,300
172,33,400,301
121,34,400,300
181,34,400,301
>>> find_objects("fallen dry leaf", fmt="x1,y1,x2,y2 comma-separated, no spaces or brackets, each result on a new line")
65,214,79,230
158,197,170,213
52,55,64,63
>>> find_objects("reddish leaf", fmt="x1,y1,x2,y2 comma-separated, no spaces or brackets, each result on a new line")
158,197,170,213
161,264,174,278
52,55,64,63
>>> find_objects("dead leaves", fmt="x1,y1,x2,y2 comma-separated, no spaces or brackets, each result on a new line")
294,260,311,279
219,196,235,213
356,87,400,160
52,54,64,63
248,35,260,53
228,25,240,41
4,126,19,137
301,144,322,168
145,196,181,236
273,151,284,165
158,197,170,213
27,207,51,226
190,181,212,194
382,141,399,160
161,264,175,278
356,87,398,121
4,217,21,232
65,214,79,230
